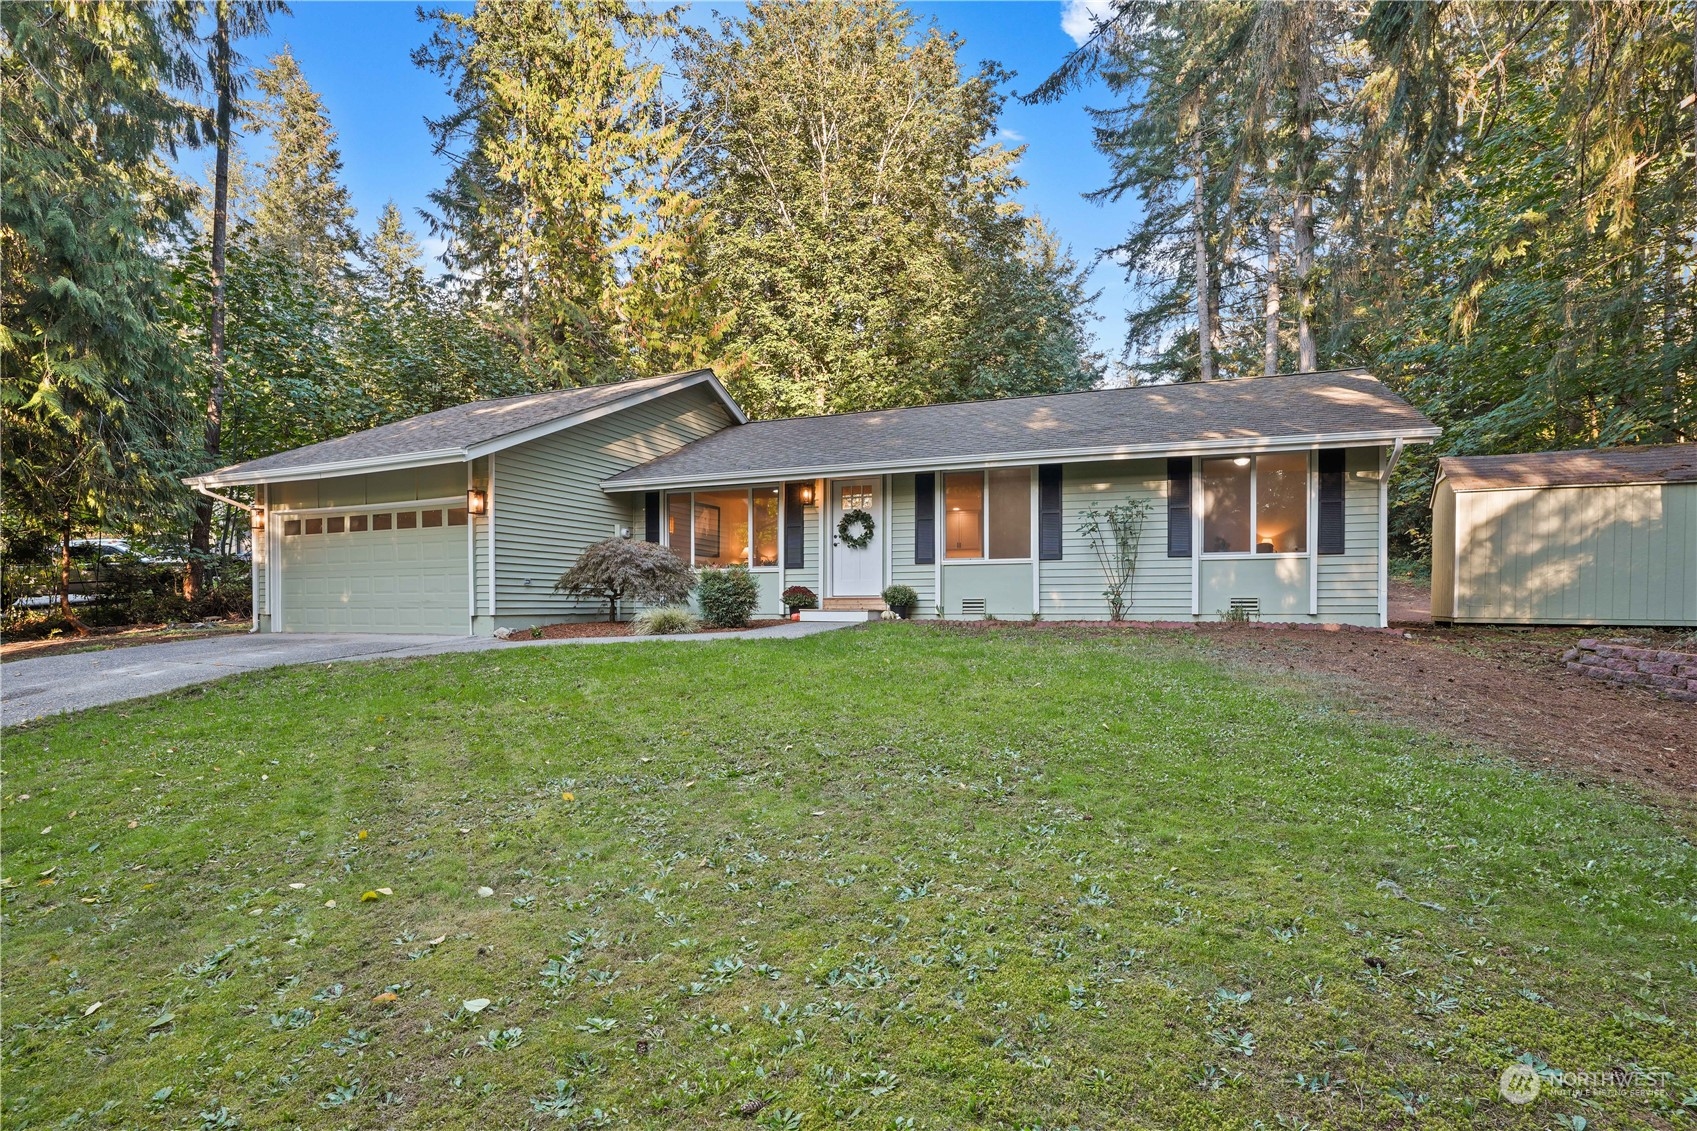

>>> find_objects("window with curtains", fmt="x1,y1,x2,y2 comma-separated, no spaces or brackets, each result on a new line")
1200,453,1309,554
942,469,1032,560
664,488,783,568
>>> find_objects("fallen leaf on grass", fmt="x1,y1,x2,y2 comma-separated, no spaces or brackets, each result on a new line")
371,992,398,1005
426,935,447,947
324,900,337,908
288,883,306,890
376,887,393,896
361,891,381,902
83,1001,103,1017
148,1013,175,1029
560,792,575,802
476,886,494,898
127,820,139,829
463,998,490,1014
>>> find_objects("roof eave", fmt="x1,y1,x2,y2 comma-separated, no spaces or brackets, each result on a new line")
602,427,1443,492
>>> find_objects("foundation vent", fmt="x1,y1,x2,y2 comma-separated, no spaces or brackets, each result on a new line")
960,597,988,618
1227,597,1261,621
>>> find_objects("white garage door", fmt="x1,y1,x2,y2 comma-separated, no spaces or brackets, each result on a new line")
279,504,469,634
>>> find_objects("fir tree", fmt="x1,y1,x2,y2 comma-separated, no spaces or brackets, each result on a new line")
248,44,357,286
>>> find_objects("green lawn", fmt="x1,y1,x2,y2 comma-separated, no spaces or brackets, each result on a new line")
4,626,1693,1129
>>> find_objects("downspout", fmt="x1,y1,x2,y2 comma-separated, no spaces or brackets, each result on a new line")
191,483,258,633
1378,438,1404,628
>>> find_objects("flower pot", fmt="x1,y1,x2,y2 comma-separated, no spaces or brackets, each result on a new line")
790,610,801,621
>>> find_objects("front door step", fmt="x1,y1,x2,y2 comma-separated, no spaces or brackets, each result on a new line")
799,608,883,622
821,597,887,611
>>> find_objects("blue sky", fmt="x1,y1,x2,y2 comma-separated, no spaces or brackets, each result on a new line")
226,0,1133,358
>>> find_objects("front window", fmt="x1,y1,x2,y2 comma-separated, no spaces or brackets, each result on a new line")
1201,454,1308,554
665,488,782,568
943,469,1031,560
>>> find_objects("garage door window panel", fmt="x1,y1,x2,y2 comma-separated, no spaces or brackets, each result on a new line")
397,511,417,529
421,510,443,528
372,513,392,531
448,507,468,526
349,514,368,533
304,518,323,535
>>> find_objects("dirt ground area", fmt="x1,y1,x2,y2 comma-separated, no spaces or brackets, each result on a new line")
946,580,1697,812
0,618,249,663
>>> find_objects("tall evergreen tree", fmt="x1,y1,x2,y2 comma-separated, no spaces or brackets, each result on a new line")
248,44,357,285
677,0,1096,418
416,0,719,384
188,0,284,600
2,0,204,625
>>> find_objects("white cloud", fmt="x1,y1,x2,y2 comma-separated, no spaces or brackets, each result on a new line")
1060,0,1115,48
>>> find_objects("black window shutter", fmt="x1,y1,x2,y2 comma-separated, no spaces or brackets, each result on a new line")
783,482,807,569
1166,457,1192,558
1318,449,1346,555
913,473,935,565
1038,465,1063,561
643,492,660,543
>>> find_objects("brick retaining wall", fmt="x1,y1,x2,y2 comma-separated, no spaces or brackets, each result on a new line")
1563,639,1697,702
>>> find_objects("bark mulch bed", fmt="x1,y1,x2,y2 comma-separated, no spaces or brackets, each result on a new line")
934,618,1697,811
510,618,790,641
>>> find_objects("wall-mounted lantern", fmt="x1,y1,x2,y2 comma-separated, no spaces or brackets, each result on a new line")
467,488,488,516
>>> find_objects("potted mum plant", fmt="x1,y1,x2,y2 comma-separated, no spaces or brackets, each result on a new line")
781,585,818,620
881,584,919,619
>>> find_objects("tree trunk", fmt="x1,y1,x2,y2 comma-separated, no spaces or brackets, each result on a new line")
58,511,89,636
1264,203,1281,375
1190,117,1215,383
189,3,234,601
1293,41,1317,373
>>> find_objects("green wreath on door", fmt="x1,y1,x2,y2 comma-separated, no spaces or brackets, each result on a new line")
836,508,875,549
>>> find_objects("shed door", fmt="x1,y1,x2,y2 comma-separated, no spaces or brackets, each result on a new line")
279,505,468,634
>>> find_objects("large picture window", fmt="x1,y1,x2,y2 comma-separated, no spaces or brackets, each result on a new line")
665,488,783,568
942,469,1032,560
1200,454,1309,555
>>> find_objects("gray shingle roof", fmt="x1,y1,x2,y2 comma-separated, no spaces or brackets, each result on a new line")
189,370,721,485
1440,444,1697,491
605,369,1438,488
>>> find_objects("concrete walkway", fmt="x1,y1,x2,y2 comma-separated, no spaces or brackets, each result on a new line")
1,620,849,727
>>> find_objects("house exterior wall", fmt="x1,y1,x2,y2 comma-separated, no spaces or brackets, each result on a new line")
489,385,736,625
886,474,937,613
1314,446,1384,625
253,484,269,631
1442,481,1697,625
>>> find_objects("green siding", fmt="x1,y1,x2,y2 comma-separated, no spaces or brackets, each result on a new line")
886,474,936,614
940,562,1033,617
1446,481,1697,625
1039,459,1190,619
1312,446,1382,624
493,385,735,620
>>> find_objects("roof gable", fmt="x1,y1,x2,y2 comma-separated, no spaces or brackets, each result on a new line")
187,370,742,486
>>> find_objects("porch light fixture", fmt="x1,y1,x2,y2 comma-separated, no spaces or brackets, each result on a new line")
1232,456,1251,467
467,488,488,515
251,508,266,532
797,483,815,506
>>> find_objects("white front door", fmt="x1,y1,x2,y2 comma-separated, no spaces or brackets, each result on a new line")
830,479,882,597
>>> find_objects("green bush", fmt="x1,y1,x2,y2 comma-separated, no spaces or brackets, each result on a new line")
631,606,700,635
881,584,919,615
696,565,760,628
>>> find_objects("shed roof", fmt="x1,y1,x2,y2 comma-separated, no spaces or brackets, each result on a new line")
1439,444,1697,492
185,369,740,487
605,369,1439,489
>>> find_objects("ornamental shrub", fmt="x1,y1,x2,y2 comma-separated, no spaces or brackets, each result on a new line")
632,606,701,635
881,584,919,615
781,585,817,610
697,564,759,628
555,538,695,621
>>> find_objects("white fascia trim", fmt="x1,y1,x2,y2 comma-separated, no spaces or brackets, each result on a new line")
1448,478,1690,494
184,371,748,489
187,448,468,489
604,429,1442,491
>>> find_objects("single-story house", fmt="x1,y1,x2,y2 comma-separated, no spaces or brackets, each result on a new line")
1431,444,1697,626
185,367,1440,634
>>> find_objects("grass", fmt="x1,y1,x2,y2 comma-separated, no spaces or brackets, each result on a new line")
3,624,1693,1129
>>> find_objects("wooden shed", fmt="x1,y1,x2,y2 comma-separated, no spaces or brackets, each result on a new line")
1431,444,1697,626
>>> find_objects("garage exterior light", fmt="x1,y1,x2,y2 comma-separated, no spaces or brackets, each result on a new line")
467,488,488,516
